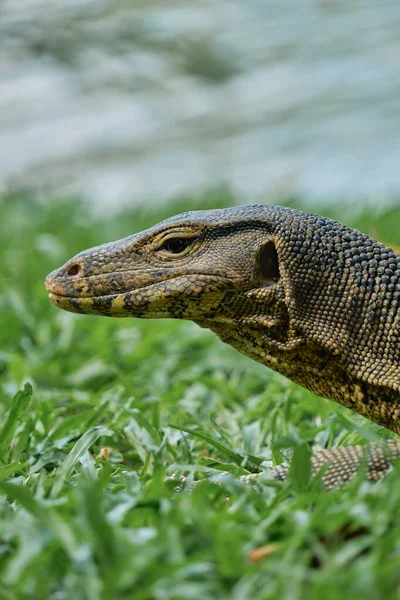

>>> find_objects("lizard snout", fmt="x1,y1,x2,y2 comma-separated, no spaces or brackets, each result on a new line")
45,258,86,298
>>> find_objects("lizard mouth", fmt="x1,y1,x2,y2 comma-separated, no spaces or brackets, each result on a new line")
48,290,133,316
47,274,233,317
46,272,182,299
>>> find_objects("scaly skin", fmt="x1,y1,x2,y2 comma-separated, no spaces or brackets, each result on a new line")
45,205,400,487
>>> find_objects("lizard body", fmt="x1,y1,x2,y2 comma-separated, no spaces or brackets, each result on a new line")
45,205,400,487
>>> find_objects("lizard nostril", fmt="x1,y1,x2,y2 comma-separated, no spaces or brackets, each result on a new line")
67,263,81,277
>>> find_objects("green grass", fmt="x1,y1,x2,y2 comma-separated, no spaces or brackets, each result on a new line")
1,192,400,599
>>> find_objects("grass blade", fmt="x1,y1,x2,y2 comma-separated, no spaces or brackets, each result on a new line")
0,383,33,461
168,423,262,469
50,425,113,498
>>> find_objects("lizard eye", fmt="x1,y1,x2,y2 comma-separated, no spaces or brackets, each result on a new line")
160,237,194,254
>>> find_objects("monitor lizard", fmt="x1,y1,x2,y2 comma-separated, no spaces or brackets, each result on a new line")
45,205,400,488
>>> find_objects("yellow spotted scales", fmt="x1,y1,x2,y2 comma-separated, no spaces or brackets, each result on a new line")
45,205,400,488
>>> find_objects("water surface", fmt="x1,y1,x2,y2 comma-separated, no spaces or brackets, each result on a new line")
1,0,400,211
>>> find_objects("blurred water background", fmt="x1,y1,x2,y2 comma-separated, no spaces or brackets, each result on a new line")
1,0,400,213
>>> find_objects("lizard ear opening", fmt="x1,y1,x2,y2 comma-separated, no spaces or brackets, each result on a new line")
259,241,280,284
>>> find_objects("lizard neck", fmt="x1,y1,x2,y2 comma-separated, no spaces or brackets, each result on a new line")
200,319,400,435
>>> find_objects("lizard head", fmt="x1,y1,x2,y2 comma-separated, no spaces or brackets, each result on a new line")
45,205,286,328
45,204,400,430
